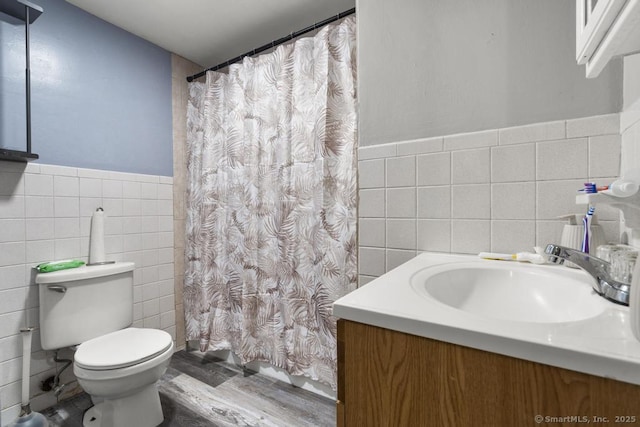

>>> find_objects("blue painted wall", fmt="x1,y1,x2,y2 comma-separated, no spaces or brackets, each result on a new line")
0,0,173,176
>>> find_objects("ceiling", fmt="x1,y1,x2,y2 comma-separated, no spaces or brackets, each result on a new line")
66,0,355,69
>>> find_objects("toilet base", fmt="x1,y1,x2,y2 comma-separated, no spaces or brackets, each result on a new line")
82,383,164,427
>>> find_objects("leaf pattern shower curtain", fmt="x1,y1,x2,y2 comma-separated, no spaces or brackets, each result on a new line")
184,16,357,389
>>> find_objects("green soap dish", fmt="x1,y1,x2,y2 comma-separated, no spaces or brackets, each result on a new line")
36,259,85,273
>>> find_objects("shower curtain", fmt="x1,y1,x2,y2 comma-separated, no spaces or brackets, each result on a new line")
184,16,357,389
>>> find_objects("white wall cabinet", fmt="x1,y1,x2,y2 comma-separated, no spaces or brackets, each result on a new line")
576,0,640,77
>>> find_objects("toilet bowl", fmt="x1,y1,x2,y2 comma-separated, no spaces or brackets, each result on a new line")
36,262,174,427
73,328,174,427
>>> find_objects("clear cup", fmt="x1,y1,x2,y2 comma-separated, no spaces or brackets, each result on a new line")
610,247,639,284
595,244,620,262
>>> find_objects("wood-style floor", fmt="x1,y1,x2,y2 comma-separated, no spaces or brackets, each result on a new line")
41,350,336,427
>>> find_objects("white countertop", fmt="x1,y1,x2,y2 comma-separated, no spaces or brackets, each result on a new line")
333,252,640,386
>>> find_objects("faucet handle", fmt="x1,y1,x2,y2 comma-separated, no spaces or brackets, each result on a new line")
544,244,565,264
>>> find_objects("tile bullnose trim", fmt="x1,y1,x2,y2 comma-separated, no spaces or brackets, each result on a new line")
443,130,499,151
358,143,397,160
621,110,640,133
498,120,566,145
396,136,444,156
359,113,622,160
566,113,621,138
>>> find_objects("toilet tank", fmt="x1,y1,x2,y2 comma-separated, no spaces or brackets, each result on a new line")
36,262,135,350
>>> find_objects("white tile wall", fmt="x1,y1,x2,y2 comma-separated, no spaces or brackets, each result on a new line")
536,138,588,180
0,163,175,423
358,189,385,218
417,219,451,252
491,144,536,182
589,135,621,178
386,156,416,187
491,183,536,220
358,218,385,247
417,186,450,219
386,219,416,250
358,114,622,283
417,152,450,186
358,159,384,189
386,249,415,271
621,113,640,175
386,188,416,218
451,185,490,219
451,148,490,184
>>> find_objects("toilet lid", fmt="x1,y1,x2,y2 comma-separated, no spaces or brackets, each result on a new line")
75,328,173,370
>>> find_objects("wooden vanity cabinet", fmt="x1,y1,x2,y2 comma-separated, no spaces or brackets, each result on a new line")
337,319,640,427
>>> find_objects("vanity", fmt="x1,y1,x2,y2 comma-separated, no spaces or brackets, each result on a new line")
333,253,640,426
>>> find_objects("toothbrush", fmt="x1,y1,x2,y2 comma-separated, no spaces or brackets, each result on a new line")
478,251,547,264
579,182,608,193
582,182,597,194
581,206,595,253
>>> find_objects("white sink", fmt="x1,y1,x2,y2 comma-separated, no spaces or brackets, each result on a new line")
411,261,609,323
333,252,640,387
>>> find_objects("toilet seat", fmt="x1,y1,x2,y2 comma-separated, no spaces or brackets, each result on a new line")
74,340,173,382
75,328,172,370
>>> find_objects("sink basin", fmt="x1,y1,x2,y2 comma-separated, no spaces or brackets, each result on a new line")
411,262,609,323
333,252,640,388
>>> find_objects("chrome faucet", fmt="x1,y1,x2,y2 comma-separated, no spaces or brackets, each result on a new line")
544,244,630,305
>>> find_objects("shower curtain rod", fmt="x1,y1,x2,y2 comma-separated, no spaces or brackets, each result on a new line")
186,7,355,82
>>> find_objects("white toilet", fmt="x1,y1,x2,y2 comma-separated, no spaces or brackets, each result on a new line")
36,262,174,427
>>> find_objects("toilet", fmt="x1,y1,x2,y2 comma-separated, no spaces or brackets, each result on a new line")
36,262,174,427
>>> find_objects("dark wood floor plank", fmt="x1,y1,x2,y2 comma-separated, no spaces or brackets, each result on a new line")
159,390,220,427
168,351,240,388
41,392,92,427
221,367,335,425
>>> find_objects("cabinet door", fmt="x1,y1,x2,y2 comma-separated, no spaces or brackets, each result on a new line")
576,0,626,65
338,320,640,427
